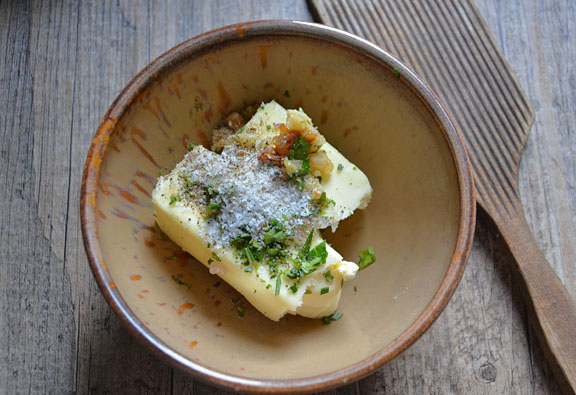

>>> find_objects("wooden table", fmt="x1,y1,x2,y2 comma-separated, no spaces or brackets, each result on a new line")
1,1,574,393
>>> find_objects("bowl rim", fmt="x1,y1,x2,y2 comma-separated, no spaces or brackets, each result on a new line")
81,19,475,394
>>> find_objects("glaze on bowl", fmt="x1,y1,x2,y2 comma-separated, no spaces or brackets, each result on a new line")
81,20,475,393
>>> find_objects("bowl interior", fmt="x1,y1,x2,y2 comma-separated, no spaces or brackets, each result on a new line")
86,23,468,387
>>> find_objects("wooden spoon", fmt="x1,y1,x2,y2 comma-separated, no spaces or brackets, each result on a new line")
309,0,576,392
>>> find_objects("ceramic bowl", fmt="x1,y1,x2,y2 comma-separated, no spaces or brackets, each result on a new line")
81,20,475,393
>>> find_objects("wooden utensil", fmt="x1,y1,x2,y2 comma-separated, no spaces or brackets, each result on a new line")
308,0,576,392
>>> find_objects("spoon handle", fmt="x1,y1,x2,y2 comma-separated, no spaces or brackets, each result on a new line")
498,211,576,394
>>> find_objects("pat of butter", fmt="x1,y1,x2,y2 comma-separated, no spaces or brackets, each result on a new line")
152,102,372,321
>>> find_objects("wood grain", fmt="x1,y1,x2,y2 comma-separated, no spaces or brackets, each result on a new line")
1,0,574,394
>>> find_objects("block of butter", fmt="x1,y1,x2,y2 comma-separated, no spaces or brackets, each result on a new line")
152,101,372,321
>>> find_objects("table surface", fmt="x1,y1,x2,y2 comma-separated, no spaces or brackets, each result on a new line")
1,1,575,394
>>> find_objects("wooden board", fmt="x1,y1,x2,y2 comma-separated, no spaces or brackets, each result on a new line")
1,1,574,393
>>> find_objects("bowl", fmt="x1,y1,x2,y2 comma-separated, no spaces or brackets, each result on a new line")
81,20,475,393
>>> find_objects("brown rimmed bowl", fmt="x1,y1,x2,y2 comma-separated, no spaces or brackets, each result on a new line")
81,20,475,393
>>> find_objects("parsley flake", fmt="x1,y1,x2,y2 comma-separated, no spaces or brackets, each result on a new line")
337,163,344,171
358,246,376,270
171,275,191,289
275,276,282,296
320,287,329,295
322,311,343,324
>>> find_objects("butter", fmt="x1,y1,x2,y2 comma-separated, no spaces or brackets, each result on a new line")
152,102,372,321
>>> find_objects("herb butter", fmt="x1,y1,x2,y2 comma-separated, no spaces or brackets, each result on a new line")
152,101,372,321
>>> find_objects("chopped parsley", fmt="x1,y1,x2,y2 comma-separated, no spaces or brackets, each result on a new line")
289,283,298,293
323,270,334,282
288,135,311,161
320,287,329,295
358,246,376,270
337,163,344,171
352,166,358,171
283,89,290,98
354,285,358,292
275,275,282,296
321,311,343,324
236,306,245,317
312,191,335,210
394,67,400,77
205,202,221,219
169,195,179,205
264,220,287,245
187,143,196,151
171,275,191,289
211,252,221,261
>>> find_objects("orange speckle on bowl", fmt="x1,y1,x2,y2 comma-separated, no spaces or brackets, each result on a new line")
311,65,318,75
454,252,462,259
158,303,166,307
109,282,116,289
112,209,131,220
135,170,155,186
344,126,358,137
259,45,269,69
130,180,150,198
130,275,142,281
197,129,210,147
177,310,183,316
154,97,172,128
181,134,190,150
119,188,138,204
144,239,155,247
144,102,159,120
97,209,106,220
142,289,149,293
203,108,212,122
236,26,245,39
137,294,144,299
130,127,160,168
189,341,198,349
321,110,329,124
217,82,231,116
98,182,111,196
181,303,194,310
216,322,222,327
109,141,120,152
